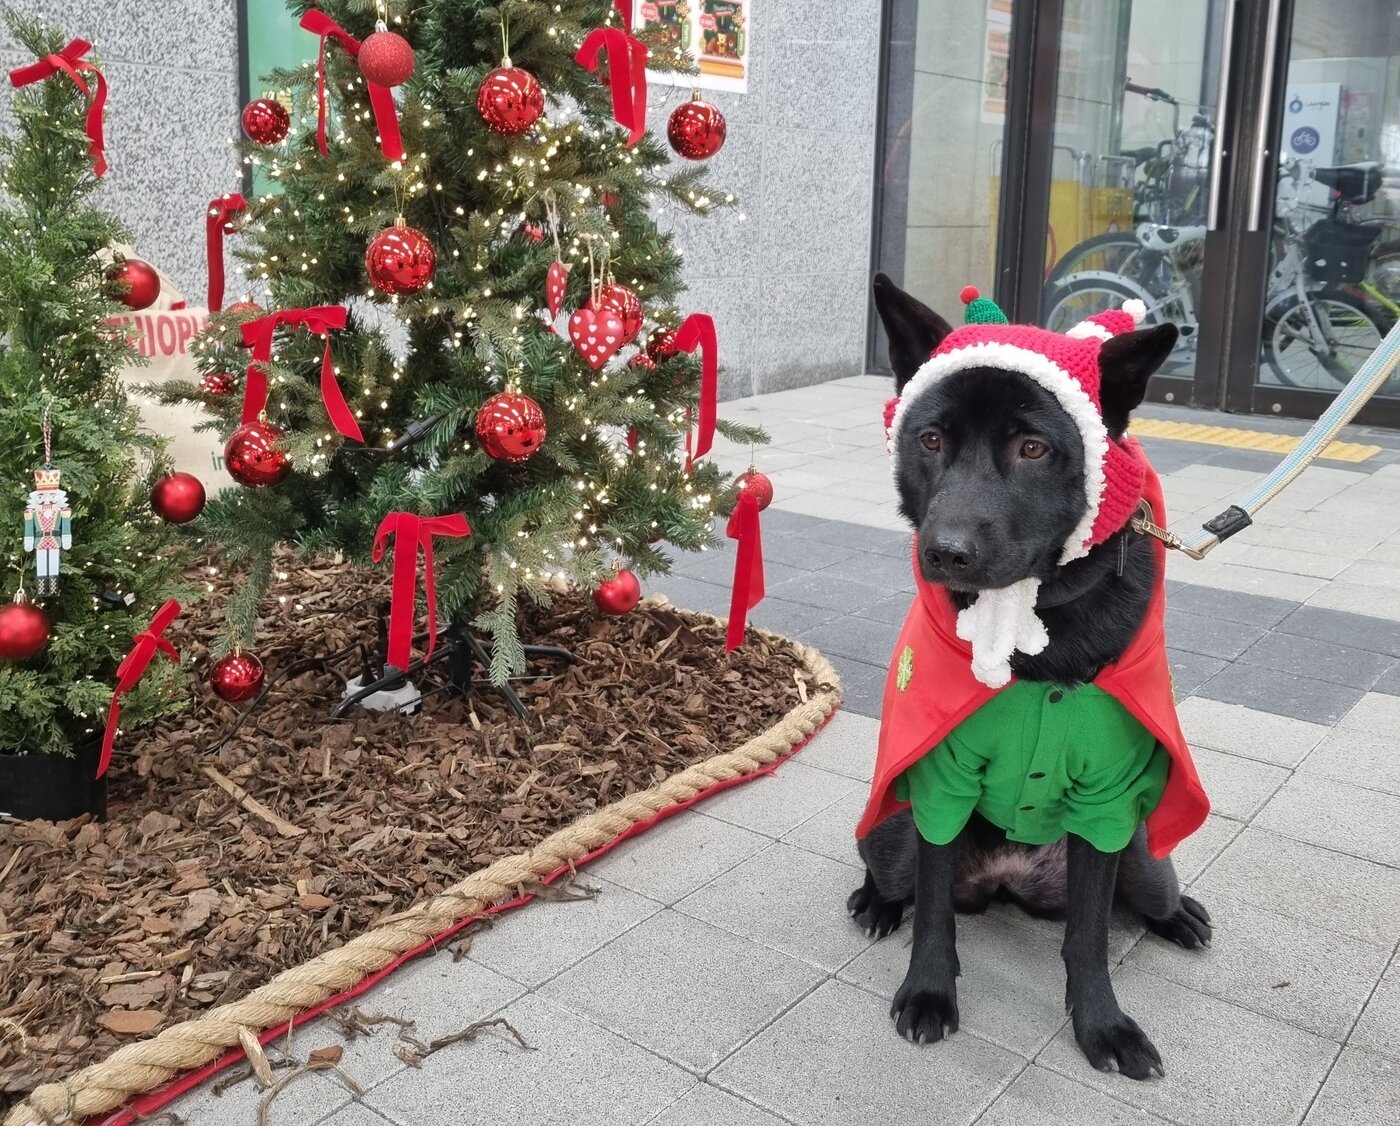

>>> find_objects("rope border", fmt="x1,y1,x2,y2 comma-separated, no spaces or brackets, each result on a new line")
6,603,843,1126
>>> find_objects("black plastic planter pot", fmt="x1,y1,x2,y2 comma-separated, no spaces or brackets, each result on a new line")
0,737,107,822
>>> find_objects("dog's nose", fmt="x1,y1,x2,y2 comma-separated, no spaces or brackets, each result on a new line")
924,536,978,574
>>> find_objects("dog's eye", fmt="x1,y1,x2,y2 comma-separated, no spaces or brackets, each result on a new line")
1020,439,1049,460
920,431,942,452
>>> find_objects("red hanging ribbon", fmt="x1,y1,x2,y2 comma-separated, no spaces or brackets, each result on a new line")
206,193,247,312
725,492,764,652
99,600,181,779
613,0,634,31
575,27,649,147
240,306,362,442
371,512,473,670
299,10,405,163
9,39,109,177
673,313,719,471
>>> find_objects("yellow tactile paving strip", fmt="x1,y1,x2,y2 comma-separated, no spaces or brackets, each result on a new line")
1129,418,1382,463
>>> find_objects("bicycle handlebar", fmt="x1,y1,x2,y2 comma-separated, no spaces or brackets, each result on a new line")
1125,79,1178,105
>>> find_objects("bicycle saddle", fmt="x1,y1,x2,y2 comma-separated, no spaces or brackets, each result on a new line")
1120,146,1162,166
1313,161,1383,203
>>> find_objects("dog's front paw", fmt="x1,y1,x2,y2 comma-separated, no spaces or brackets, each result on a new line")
1144,894,1212,950
847,878,906,939
891,982,959,1044
1072,1009,1164,1080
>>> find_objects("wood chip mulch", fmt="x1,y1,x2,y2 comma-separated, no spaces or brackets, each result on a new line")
0,553,830,1110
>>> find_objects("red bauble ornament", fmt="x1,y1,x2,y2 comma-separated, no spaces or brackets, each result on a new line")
151,472,207,524
522,222,545,243
109,258,160,310
476,391,547,462
667,94,727,160
594,569,642,615
358,30,415,87
241,98,291,145
210,652,265,703
0,593,49,661
366,221,436,296
568,306,626,370
227,300,263,316
476,62,545,135
737,468,774,512
628,352,658,374
602,191,621,210
225,421,292,488
200,370,237,396
588,283,644,345
644,326,681,360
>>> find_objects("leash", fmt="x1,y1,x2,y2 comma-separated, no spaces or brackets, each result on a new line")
1131,317,1400,561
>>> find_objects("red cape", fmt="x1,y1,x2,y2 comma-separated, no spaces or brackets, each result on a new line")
855,464,1209,859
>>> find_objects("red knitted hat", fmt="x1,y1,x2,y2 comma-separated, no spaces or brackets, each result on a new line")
886,287,1149,564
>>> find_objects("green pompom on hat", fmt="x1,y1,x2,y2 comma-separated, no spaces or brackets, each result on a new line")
959,285,1007,326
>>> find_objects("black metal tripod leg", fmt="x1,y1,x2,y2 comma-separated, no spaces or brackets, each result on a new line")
460,633,531,720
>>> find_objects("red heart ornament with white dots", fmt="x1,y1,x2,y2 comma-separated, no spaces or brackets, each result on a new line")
568,306,626,370
546,260,570,319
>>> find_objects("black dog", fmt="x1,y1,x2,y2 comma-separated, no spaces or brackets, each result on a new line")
852,274,1212,1079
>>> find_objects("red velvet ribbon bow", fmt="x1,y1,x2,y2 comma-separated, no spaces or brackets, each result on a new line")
9,39,108,177
673,313,719,472
206,193,247,312
240,305,362,442
372,512,473,670
300,10,405,163
612,0,633,31
575,27,649,147
99,600,181,779
725,492,765,651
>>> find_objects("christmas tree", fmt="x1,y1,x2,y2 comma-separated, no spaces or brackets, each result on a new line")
173,0,760,683
0,12,187,758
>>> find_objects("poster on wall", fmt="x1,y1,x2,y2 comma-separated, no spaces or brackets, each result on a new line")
634,1,752,94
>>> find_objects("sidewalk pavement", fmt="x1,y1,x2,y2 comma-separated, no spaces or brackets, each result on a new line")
170,376,1400,1126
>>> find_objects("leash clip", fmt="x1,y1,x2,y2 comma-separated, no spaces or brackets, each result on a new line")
1130,500,1208,561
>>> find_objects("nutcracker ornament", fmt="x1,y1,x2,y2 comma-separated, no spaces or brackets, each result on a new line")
23,466,72,597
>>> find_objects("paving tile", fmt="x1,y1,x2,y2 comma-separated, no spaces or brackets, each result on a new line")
645,1083,793,1126
677,842,874,971
1126,892,1391,1041
1175,697,1328,768
790,709,877,782
539,910,824,1074
1195,662,1365,725
802,519,912,556
700,760,859,838
1254,773,1400,869
759,532,861,571
164,1061,350,1126
1307,581,1400,622
973,1065,1174,1126
1298,725,1400,795
1164,608,1268,661
1166,648,1227,698
839,909,1071,1057
649,574,732,617
773,492,907,531
1337,559,1400,591
862,592,915,624
1372,664,1400,695
1191,828,1400,947
816,549,917,592
316,1106,396,1126
676,546,805,589
1229,543,1351,579
368,993,692,1126
1336,691,1400,736
1350,955,1400,1063
765,571,890,613
751,597,845,639
587,807,770,905
1170,813,1243,885
711,979,1021,1126
1276,605,1400,658
1165,555,1327,603
1301,1047,1400,1125
1237,632,1395,690
1038,967,1337,1126
467,876,661,988
1188,746,1290,822
832,657,886,719
781,789,867,868
798,614,899,666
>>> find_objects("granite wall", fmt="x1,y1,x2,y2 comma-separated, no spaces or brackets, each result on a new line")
0,0,243,304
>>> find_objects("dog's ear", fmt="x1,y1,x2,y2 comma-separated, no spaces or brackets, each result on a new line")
873,273,955,394
1097,324,1178,437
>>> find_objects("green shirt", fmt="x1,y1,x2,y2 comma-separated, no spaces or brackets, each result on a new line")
895,680,1169,853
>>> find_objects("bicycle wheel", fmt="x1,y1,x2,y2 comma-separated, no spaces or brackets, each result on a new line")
1365,240,1400,307
1045,233,1145,287
1261,287,1394,391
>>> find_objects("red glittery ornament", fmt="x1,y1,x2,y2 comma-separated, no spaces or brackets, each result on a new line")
0,592,49,661
109,258,160,310
588,282,644,345
227,300,262,316
594,569,642,615
667,93,727,160
200,370,238,396
366,220,436,296
476,62,545,134
476,391,547,462
241,98,291,145
210,652,265,702
358,30,415,87
628,352,658,374
736,468,774,512
644,326,681,360
225,421,292,488
151,472,207,524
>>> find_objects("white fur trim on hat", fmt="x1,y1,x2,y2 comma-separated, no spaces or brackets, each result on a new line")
889,341,1110,565
1066,321,1112,341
